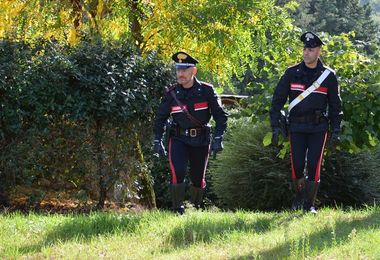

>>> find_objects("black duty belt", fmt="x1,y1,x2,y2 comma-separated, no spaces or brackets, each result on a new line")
173,127,204,137
290,114,326,124
290,115,316,123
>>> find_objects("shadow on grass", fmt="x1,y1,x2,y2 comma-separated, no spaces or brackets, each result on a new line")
17,212,145,255
166,213,278,249
236,208,380,259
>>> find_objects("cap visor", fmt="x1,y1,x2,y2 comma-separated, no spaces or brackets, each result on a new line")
176,62,195,68
304,43,321,48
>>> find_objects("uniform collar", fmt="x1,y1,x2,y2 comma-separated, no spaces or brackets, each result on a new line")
300,59,324,71
193,77,202,87
177,77,202,90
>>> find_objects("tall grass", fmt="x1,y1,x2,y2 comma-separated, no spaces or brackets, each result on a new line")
1,206,380,259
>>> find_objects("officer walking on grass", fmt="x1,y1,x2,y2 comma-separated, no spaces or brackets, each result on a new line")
153,52,228,214
270,32,343,214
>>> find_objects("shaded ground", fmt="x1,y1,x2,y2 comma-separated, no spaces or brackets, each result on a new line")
0,187,144,214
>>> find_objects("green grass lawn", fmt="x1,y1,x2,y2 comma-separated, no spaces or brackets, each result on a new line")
1,206,379,259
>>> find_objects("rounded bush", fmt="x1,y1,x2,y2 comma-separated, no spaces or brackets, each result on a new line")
210,117,380,211
210,118,292,211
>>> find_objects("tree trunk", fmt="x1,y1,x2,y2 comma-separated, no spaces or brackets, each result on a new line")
133,133,156,209
70,0,82,29
129,0,144,50
95,119,106,209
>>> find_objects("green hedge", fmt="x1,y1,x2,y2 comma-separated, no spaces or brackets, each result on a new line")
210,119,291,211
0,39,174,208
210,118,380,211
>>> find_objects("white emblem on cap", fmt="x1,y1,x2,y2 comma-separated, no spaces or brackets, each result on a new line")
305,33,314,41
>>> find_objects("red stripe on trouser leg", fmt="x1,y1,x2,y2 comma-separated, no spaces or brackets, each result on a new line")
314,132,328,183
168,138,177,184
289,133,297,180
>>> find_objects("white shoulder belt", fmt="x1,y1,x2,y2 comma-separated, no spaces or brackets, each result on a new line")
288,69,331,112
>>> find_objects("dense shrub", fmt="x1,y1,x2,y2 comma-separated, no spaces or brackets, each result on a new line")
210,118,292,211
0,39,174,208
321,147,380,206
211,118,380,211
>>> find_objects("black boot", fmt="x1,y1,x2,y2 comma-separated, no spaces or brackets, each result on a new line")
170,183,186,215
189,186,204,209
304,181,319,214
291,177,305,210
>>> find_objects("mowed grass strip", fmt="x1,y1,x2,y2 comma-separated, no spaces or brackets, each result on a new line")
1,206,379,259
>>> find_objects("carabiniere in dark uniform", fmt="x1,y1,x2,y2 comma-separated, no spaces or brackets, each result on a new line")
153,51,228,214
270,32,343,213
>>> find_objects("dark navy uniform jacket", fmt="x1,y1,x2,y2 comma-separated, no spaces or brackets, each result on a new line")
270,59,342,133
154,78,228,145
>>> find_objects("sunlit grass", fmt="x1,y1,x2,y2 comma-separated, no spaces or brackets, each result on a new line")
1,206,379,259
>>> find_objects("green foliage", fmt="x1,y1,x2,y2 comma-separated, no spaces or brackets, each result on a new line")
323,34,380,152
0,0,300,87
0,39,174,208
0,40,38,192
237,33,380,153
210,118,291,211
279,0,379,42
211,117,380,210
0,40,34,138
321,147,380,206
147,147,173,209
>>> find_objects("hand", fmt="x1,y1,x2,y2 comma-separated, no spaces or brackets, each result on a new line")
329,130,340,148
153,139,166,156
272,127,281,146
211,136,224,156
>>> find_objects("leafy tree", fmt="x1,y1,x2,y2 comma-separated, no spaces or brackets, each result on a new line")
0,0,298,87
277,0,379,41
324,33,380,151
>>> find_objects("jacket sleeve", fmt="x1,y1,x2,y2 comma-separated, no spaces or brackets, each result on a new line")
153,91,172,140
327,74,343,131
270,70,290,127
208,87,228,137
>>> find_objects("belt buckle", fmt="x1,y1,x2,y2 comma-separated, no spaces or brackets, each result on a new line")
189,128,197,137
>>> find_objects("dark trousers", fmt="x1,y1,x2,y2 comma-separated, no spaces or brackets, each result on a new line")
289,131,328,182
168,137,210,188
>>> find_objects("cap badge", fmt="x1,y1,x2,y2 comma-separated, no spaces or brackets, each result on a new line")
177,53,187,63
305,33,314,41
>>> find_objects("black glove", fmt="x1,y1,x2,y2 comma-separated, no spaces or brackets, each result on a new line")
153,139,166,156
272,126,281,146
211,136,224,155
329,130,340,148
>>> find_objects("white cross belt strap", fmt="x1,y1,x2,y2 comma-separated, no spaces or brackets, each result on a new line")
288,69,331,112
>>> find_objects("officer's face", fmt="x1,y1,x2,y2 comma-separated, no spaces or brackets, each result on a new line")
176,67,197,88
303,47,321,68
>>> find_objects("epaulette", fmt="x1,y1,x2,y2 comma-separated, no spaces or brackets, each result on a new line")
200,81,214,88
165,84,177,93
323,65,336,74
